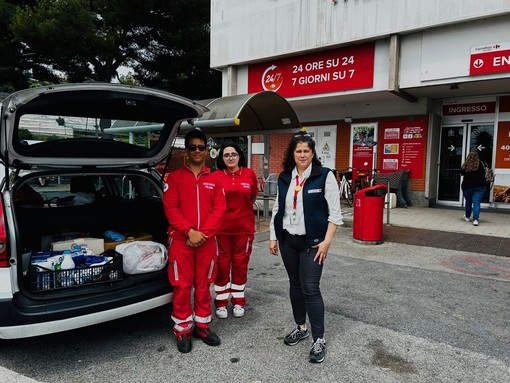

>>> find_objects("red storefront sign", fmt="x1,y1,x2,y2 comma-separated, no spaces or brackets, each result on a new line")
495,121,510,169
442,102,496,116
378,119,427,177
248,42,374,97
470,42,510,76
500,95,510,113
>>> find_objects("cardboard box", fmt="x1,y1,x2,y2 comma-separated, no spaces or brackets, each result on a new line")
52,237,105,255
103,231,153,251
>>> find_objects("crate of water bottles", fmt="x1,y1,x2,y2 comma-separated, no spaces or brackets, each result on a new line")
29,246,123,292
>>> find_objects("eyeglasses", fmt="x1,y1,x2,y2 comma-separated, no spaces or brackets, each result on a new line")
223,153,239,159
187,144,207,152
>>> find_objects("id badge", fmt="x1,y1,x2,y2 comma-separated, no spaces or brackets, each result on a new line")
290,213,298,225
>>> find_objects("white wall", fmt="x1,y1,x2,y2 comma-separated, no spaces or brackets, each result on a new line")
211,0,510,68
400,15,510,87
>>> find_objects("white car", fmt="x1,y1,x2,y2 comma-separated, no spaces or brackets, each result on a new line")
0,83,207,339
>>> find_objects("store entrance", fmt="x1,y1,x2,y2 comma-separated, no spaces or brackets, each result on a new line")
437,123,494,205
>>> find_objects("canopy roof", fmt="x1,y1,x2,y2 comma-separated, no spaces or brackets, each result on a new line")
181,91,301,136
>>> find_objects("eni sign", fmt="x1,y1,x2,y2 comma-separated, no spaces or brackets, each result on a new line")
470,42,510,76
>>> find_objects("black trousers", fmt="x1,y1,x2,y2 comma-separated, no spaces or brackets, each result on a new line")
280,230,324,341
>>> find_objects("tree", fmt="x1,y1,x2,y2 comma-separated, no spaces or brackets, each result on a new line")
18,128,34,141
11,0,158,82
131,0,221,100
7,0,220,99
0,0,33,92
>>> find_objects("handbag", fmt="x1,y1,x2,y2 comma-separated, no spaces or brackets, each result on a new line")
482,162,494,183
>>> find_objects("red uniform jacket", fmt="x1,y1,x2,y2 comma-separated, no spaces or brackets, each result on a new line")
213,167,258,236
163,165,226,241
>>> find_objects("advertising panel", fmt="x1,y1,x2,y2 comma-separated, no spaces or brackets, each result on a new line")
493,121,510,204
248,42,374,98
378,119,427,178
350,123,377,177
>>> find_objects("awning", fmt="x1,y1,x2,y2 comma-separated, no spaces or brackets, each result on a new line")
181,91,301,136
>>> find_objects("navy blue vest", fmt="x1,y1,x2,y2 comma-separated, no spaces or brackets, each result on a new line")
274,164,330,246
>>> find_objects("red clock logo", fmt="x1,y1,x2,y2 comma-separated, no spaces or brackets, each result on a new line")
261,65,283,92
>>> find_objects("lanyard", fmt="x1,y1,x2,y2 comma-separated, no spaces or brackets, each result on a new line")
293,175,306,209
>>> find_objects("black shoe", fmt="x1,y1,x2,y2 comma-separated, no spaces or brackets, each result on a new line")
284,326,310,346
309,338,326,363
193,326,221,346
176,332,192,353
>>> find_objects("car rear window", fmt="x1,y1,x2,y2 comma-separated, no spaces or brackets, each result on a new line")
10,88,198,160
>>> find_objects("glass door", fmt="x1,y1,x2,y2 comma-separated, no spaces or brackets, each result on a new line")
468,124,494,169
438,125,465,203
468,123,494,202
438,123,494,205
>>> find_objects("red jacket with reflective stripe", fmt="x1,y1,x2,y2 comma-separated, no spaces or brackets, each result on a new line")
213,167,258,235
163,165,226,241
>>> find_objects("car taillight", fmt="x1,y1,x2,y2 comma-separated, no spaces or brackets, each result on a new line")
0,198,8,267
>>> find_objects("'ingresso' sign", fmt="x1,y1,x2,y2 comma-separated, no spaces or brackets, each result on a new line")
442,102,496,116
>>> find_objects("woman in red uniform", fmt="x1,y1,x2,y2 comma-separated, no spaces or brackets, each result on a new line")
213,143,259,318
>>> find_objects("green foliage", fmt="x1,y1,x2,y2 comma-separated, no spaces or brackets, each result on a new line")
132,0,221,99
118,73,141,87
18,128,34,140
3,0,220,99
55,117,66,126
0,0,32,91
30,80,57,88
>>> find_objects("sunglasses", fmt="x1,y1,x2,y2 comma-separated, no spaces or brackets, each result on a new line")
223,153,239,159
294,133,312,138
187,144,207,152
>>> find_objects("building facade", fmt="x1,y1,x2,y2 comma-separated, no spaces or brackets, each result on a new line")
210,0,510,208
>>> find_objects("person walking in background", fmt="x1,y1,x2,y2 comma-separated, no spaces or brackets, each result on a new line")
269,129,343,364
163,128,226,353
460,150,487,226
213,143,258,319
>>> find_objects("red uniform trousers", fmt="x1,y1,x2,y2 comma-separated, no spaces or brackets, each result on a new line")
214,234,253,309
167,236,218,335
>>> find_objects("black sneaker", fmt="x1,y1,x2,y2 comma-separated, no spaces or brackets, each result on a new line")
176,332,192,353
284,326,310,346
309,338,326,363
193,326,221,346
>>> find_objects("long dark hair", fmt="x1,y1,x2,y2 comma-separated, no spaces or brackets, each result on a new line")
216,142,247,170
282,133,321,173
461,151,481,172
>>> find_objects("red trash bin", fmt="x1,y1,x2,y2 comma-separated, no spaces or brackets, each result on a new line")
353,184,387,244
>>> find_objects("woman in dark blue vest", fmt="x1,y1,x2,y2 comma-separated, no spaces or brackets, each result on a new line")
269,130,343,364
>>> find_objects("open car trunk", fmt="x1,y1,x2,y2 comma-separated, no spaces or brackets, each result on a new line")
0,84,212,338
13,170,169,295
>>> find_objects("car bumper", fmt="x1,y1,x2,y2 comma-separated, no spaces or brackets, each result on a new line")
0,280,172,339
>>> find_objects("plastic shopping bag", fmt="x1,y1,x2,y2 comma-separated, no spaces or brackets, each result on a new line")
115,241,168,274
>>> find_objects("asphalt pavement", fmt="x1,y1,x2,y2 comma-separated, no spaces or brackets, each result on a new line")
1,204,510,383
